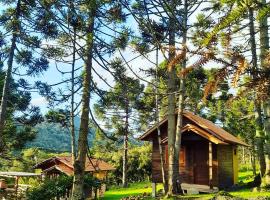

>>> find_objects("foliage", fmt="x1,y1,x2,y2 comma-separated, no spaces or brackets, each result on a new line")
27,175,101,200
0,0,55,153
94,60,144,138
0,69,42,163
0,148,68,172
138,64,209,129
26,176,73,200
92,136,152,185
26,117,94,152
84,174,102,188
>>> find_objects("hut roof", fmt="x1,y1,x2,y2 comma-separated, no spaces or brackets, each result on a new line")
139,111,248,146
34,156,115,174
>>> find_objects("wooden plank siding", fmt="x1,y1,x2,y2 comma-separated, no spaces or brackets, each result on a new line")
152,136,163,183
143,112,245,190
151,132,219,187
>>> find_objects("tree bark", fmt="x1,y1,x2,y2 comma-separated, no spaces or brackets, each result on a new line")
259,0,270,185
251,148,256,176
248,7,266,177
72,6,95,199
255,104,266,176
70,27,76,164
263,103,270,185
174,0,187,194
155,48,167,193
0,0,21,153
122,97,129,188
167,0,177,195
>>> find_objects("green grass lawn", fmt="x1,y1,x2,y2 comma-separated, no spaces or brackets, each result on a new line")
101,171,270,200
101,182,163,200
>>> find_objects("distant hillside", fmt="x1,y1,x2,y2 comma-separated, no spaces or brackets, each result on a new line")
26,117,95,152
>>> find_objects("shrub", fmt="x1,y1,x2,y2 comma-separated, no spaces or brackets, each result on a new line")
26,176,73,200
84,174,102,188
26,174,102,200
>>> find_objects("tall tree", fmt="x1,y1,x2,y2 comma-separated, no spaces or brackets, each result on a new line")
94,59,144,187
0,0,55,153
0,68,42,161
259,0,270,186
166,0,177,195
124,0,214,194
199,0,270,180
174,0,187,192
30,0,129,197
0,0,21,152
72,1,96,197
248,3,266,178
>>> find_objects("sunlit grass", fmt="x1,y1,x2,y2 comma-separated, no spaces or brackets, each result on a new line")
102,168,270,200
101,181,163,200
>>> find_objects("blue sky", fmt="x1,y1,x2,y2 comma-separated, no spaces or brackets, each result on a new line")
0,1,236,118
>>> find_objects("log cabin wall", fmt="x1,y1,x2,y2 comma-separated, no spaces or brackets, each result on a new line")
212,144,218,187
151,132,219,187
217,145,234,188
145,113,245,188
151,136,163,183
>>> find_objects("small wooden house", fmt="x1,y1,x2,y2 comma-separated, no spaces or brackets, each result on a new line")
34,156,115,198
34,156,115,180
139,111,248,193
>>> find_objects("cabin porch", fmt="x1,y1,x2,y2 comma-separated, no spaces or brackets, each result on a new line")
181,183,218,194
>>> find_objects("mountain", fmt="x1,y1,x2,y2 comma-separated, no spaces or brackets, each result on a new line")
26,116,95,152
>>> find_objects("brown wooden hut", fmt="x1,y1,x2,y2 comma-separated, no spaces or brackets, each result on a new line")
34,156,115,180
139,111,248,194
34,156,115,198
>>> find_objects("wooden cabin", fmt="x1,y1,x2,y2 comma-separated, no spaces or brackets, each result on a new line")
139,111,248,194
34,156,115,180
34,156,115,198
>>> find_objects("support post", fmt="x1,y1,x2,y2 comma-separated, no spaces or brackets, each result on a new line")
152,182,156,197
209,142,213,189
15,176,19,200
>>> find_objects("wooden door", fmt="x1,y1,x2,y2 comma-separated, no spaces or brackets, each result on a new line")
193,141,209,185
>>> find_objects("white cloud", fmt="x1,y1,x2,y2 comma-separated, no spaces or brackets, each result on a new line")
31,97,48,106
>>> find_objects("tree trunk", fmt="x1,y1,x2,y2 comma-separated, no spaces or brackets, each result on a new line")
259,0,270,186
122,98,129,188
251,148,256,176
155,48,167,193
72,9,95,199
167,0,177,195
248,7,266,177
0,0,21,153
174,0,187,194
263,102,270,185
255,104,266,176
70,27,76,164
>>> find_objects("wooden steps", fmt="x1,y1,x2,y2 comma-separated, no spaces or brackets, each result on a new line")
181,183,219,194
